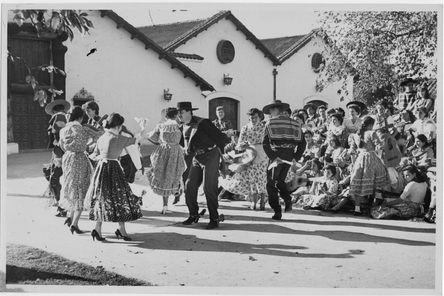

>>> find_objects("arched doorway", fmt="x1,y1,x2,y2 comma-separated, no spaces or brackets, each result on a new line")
208,97,239,130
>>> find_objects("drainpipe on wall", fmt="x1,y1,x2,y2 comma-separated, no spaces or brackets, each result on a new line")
272,68,278,101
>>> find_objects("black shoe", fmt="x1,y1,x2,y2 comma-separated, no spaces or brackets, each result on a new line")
353,211,362,216
272,212,282,220
284,201,293,212
172,192,181,205
182,215,199,225
70,225,84,235
56,206,67,217
64,217,72,227
91,229,106,241
206,220,219,230
115,229,132,241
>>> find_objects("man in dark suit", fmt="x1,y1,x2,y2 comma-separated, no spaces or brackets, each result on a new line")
177,102,228,229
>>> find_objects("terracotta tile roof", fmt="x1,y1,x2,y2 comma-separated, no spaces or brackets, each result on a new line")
137,10,281,66
99,10,214,91
260,35,306,58
138,19,205,48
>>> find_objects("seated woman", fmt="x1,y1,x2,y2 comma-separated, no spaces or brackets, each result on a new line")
371,165,428,219
323,135,344,167
300,130,320,162
327,113,349,148
404,134,434,174
289,158,323,204
299,164,340,211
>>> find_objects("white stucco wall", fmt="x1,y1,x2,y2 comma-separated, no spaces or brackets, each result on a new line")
276,35,354,111
64,10,205,133
174,18,278,128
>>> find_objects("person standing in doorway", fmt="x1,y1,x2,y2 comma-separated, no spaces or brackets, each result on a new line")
262,100,304,220
177,102,228,229
212,106,235,147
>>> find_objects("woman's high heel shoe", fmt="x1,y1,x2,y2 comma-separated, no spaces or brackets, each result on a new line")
115,229,132,241
70,225,84,235
64,217,72,227
91,229,106,241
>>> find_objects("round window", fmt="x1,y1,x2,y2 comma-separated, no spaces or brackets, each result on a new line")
311,53,324,73
217,40,235,64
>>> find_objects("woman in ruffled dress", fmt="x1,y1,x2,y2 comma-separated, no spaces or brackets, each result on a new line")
222,108,268,210
59,106,103,234
87,113,143,242
145,107,186,214
348,116,391,215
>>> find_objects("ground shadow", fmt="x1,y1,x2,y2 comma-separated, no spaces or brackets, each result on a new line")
6,265,96,284
126,231,365,259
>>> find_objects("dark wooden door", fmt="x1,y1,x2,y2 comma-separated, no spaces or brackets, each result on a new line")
11,94,51,149
208,97,238,130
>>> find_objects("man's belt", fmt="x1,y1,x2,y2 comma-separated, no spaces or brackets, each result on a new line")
195,145,216,155
272,144,296,149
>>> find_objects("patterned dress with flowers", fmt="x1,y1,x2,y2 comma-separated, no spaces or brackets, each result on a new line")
146,120,186,196
87,131,143,222
223,121,268,196
59,122,102,211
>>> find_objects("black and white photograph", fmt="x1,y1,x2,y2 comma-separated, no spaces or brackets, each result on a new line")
1,1,442,295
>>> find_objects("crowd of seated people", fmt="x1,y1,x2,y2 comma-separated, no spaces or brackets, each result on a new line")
217,80,437,223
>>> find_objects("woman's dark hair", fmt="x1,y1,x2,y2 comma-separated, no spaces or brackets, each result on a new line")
325,163,337,177
247,108,261,117
402,109,416,123
402,165,427,183
330,113,343,125
165,107,178,119
376,100,389,110
419,87,430,99
358,116,375,148
329,135,342,147
68,106,84,122
82,101,100,116
304,130,313,137
335,107,345,117
416,134,430,148
311,158,323,171
347,104,361,115
298,109,308,118
105,112,125,129
258,110,265,121
295,113,305,124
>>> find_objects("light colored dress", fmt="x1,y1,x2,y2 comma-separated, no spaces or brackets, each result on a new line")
300,176,339,210
349,131,391,197
222,121,268,196
146,119,186,196
59,122,101,211
343,117,362,134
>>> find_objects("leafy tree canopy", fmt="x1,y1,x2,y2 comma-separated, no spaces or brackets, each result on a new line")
316,11,437,102
12,9,93,41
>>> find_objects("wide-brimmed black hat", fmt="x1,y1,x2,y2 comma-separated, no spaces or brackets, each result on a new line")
346,100,366,114
45,99,71,115
176,101,199,111
399,78,418,86
262,100,290,115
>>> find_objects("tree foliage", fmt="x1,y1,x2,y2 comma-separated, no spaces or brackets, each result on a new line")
12,9,93,41
316,11,438,102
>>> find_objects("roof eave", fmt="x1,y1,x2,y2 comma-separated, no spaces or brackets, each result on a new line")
100,10,215,92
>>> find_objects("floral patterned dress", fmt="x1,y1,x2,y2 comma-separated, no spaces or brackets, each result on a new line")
222,122,268,196
146,120,186,196
87,131,143,222
300,176,339,210
59,122,102,211
349,131,391,197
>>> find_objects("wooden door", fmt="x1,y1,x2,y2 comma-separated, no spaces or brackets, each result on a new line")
11,94,51,149
208,97,238,130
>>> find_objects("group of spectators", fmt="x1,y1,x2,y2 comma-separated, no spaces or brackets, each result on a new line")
216,78,437,223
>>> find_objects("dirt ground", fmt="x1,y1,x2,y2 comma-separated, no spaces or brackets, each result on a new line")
3,151,440,294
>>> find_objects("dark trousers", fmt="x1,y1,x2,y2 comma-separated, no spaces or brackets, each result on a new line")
49,165,63,202
266,148,294,213
185,148,220,221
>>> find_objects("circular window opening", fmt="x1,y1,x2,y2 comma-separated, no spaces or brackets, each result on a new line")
311,53,324,73
217,40,235,64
